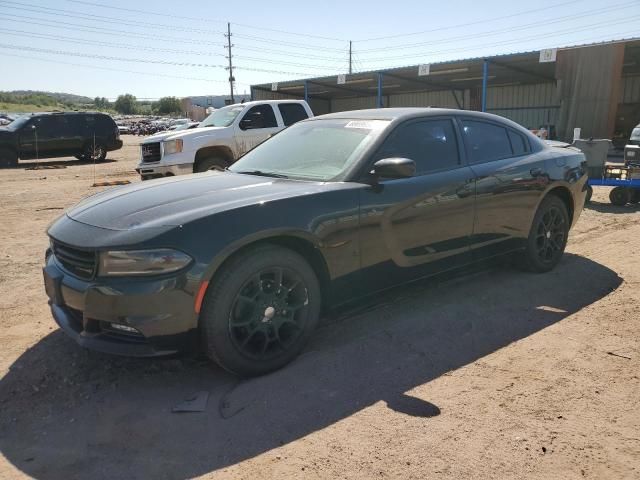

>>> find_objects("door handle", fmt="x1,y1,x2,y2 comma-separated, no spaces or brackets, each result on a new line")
530,167,543,177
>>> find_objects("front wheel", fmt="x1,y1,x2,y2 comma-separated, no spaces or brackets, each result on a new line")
194,156,228,173
518,195,569,273
585,185,593,204
199,245,322,377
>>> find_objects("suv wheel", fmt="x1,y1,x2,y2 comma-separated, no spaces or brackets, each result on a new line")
83,143,107,162
0,148,18,168
194,156,228,173
609,187,630,206
518,195,569,273
199,245,322,377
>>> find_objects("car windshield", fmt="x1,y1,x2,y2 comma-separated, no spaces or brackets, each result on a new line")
229,119,390,181
199,105,244,128
5,115,31,131
631,127,640,141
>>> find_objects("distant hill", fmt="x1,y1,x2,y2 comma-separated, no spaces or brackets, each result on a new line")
5,90,93,104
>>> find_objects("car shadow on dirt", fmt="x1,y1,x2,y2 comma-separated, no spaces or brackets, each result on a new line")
17,158,117,169
585,201,640,214
0,253,622,479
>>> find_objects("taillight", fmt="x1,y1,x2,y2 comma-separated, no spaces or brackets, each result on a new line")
115,126,120,139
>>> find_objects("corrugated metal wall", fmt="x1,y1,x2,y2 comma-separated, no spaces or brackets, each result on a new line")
486,82,560,129
620,75,640,103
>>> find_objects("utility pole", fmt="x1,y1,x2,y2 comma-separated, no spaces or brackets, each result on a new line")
225,22,235,103
348,40,352,75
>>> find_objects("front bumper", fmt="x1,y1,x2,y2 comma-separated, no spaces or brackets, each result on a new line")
135,162,193,179
43,255,199,357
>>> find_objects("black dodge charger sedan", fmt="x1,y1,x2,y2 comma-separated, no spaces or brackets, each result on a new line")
43,108,587,376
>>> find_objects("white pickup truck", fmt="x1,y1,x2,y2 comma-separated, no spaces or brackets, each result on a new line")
136,100,313,179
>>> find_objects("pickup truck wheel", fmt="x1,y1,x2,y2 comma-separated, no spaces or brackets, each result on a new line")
199,245,321,377
0,148,18,168
83,143,107,162
194,156,228,173
629,189,640,204
609,187,630,206
518,195,569,273
585,185,593,204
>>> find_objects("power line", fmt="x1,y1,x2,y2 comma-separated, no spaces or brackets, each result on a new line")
0,1,227,35
356,15,640,65
62,0,348,42
356,0,638,53
233,44,347,62
0,51,247,85
0,43,331,77
355,0,585,42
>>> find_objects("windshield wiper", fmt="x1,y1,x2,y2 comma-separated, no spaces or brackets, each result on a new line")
234,170,289,179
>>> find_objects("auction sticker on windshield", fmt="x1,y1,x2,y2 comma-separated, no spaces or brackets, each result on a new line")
344,120,389,130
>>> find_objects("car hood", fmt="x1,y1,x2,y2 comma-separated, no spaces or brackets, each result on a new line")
66,172,334,231
141,126,227,144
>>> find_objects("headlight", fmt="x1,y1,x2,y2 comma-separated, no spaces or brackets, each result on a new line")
163,139,183,155
99,249,192,276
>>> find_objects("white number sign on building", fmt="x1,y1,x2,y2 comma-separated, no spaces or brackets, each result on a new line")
418,64,431,76
337,74,346,85
271,82,278,91
539,49,557,63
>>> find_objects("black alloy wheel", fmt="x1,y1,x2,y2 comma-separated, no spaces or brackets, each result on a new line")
195,156,228,173
519,195,569,273
199,245,321,377
228,267,309,360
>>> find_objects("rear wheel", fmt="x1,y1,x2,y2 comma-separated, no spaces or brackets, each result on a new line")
518,195,569,273
200,245,321,377
83,143,107,162
629,189,640,204
194,156,228,173
609,187,630,206
0,148,18,168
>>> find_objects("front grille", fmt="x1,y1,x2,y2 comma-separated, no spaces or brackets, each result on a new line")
141,142,161,163
52,241,97,280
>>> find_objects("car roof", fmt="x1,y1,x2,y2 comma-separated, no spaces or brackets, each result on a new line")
225,99,307,108
314,107,520,123
29,111,110,117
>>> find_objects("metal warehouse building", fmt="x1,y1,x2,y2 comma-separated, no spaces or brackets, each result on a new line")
250,38,640,143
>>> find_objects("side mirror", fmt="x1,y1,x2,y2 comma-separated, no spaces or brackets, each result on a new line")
371,158,416,179
239,118,253,130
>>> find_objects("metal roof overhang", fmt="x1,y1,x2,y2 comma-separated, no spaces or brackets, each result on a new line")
251,39,640,102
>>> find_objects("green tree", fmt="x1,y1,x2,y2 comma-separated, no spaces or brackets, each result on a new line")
114,94,137,114
153,96,182,115
94,97,110,109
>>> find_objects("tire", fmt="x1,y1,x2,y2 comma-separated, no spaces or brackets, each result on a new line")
194,156,228,173
200,245,322,377
629,189,640,204
0,147,18,168
518,195,569,273
585,185,593,204
83,143,107,162
609,187,630,206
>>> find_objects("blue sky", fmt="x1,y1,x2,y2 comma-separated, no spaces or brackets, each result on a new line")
0,0,639,100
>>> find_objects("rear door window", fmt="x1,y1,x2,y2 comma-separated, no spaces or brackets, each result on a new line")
461,120,513,164
240,105,278,130
278,103,309,127
375,118,460,175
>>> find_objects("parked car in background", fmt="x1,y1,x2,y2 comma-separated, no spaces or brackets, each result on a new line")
167,121,200,131
624,123,640,164
0,112,122,167
136,100,313,180
117,124,131,135
44,108,587,376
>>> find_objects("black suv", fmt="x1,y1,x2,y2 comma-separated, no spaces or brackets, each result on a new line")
0,112,123,167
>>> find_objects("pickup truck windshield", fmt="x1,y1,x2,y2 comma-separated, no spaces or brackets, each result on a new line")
5,115,31,131
200,105,244,128
229,119,390,181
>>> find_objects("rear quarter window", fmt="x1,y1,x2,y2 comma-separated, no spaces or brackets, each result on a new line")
278,103,309,127
461,119,514,164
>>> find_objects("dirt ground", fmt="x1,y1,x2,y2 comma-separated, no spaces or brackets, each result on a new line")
0,136,639,480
